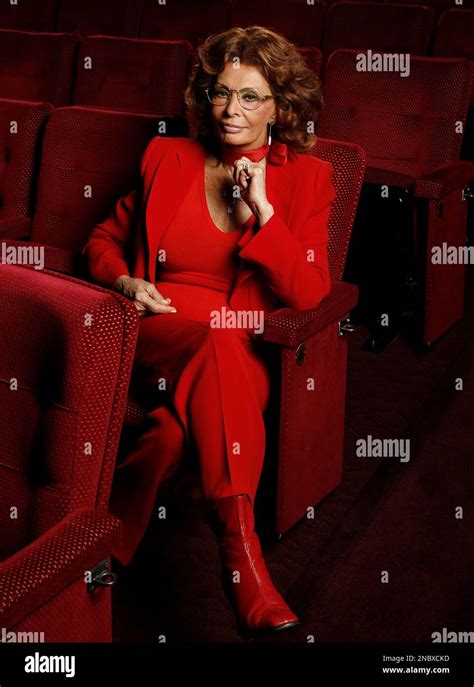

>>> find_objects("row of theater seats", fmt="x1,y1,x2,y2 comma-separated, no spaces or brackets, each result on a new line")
0,6,473,116
0,102,188,641
318,49,474,348
0,29,322,113
0,0,472,44
0,41,472,350
0,102,188,260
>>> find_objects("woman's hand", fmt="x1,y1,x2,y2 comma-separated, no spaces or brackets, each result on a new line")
232,156,274,226
113,276,177,317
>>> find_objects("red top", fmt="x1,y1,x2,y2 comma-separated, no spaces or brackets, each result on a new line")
154,156,256,325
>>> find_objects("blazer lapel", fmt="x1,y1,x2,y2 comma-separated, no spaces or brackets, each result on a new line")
145,143,197,283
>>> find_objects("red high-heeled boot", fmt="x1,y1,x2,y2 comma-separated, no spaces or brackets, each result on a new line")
207,493,301,634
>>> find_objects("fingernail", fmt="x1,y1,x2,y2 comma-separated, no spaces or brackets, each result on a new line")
171,308,177,312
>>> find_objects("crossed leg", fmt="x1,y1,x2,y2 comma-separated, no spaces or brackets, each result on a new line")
110,313,271,565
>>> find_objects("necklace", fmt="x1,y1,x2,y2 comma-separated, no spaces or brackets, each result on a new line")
221,178,242,214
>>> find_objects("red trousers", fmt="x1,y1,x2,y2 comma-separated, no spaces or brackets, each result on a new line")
108,311,272,565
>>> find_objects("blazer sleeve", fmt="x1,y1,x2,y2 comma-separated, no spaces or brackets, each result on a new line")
236,160,336,310
80,136,158,288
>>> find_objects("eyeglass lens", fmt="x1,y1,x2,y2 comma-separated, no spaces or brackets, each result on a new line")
208,85,265,110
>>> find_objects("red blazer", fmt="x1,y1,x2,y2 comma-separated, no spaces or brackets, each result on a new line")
81,136,336,317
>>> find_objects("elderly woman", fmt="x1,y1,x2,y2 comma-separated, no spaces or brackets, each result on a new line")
82,25,336,635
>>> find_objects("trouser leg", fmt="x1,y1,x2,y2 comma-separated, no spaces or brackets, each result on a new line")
170,327,271,507
109,402,185,565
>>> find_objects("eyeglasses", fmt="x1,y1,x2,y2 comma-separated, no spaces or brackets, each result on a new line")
205,85,276,111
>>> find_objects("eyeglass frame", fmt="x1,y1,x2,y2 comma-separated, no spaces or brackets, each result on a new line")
204,85,278,111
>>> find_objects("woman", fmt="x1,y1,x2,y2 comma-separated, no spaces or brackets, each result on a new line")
82,25,336,635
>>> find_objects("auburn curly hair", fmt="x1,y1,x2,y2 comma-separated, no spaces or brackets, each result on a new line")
184,25,324,155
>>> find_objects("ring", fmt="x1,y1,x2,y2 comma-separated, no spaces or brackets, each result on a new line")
241,162,250,181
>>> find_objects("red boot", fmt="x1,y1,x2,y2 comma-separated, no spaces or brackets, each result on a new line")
207,493,301,634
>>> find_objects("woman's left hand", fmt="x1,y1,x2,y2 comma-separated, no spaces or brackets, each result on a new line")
232,156,274,226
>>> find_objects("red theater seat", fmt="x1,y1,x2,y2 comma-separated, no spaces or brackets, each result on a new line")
139,0,229,46
317,49,474,347
2,106,188,274
322,2,435,66
299,47,323,76
0,29,79,107
56,0,142,37
433,8,474,60
0,99,53,241
263,137,365,532
0,0,57,32
73,36,192,116
0,264,138,641
230,0,325,47
433,9,474,107
382,0,474,19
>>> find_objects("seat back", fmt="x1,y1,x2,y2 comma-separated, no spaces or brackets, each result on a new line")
0,0,57,31
0,264,138,559
0,99,53,221
230,0,325,47
29,105,188,254
313,137,367,280
322,2,435,62
139,0,229,46
299,47,323,77
327,0,385,4
433,9,474,60
317,49,474,177
73,36,192,116
56,0,142,37
0,29,79,107
383,0,472,20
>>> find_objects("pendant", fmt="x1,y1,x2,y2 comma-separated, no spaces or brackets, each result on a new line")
222,187,236,214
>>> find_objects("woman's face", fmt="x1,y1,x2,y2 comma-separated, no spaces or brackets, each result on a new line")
209,62,277,149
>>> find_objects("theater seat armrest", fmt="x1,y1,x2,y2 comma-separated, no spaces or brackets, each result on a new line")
0,508,122,630
415,160,474,199
261,281,359,346
0,216,32,240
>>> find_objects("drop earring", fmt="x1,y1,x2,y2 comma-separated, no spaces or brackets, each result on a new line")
268,122,272,146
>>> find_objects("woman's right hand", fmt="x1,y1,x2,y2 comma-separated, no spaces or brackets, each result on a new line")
113,275,177,316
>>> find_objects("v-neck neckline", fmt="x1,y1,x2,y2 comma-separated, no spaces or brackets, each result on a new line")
201,156,255,238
